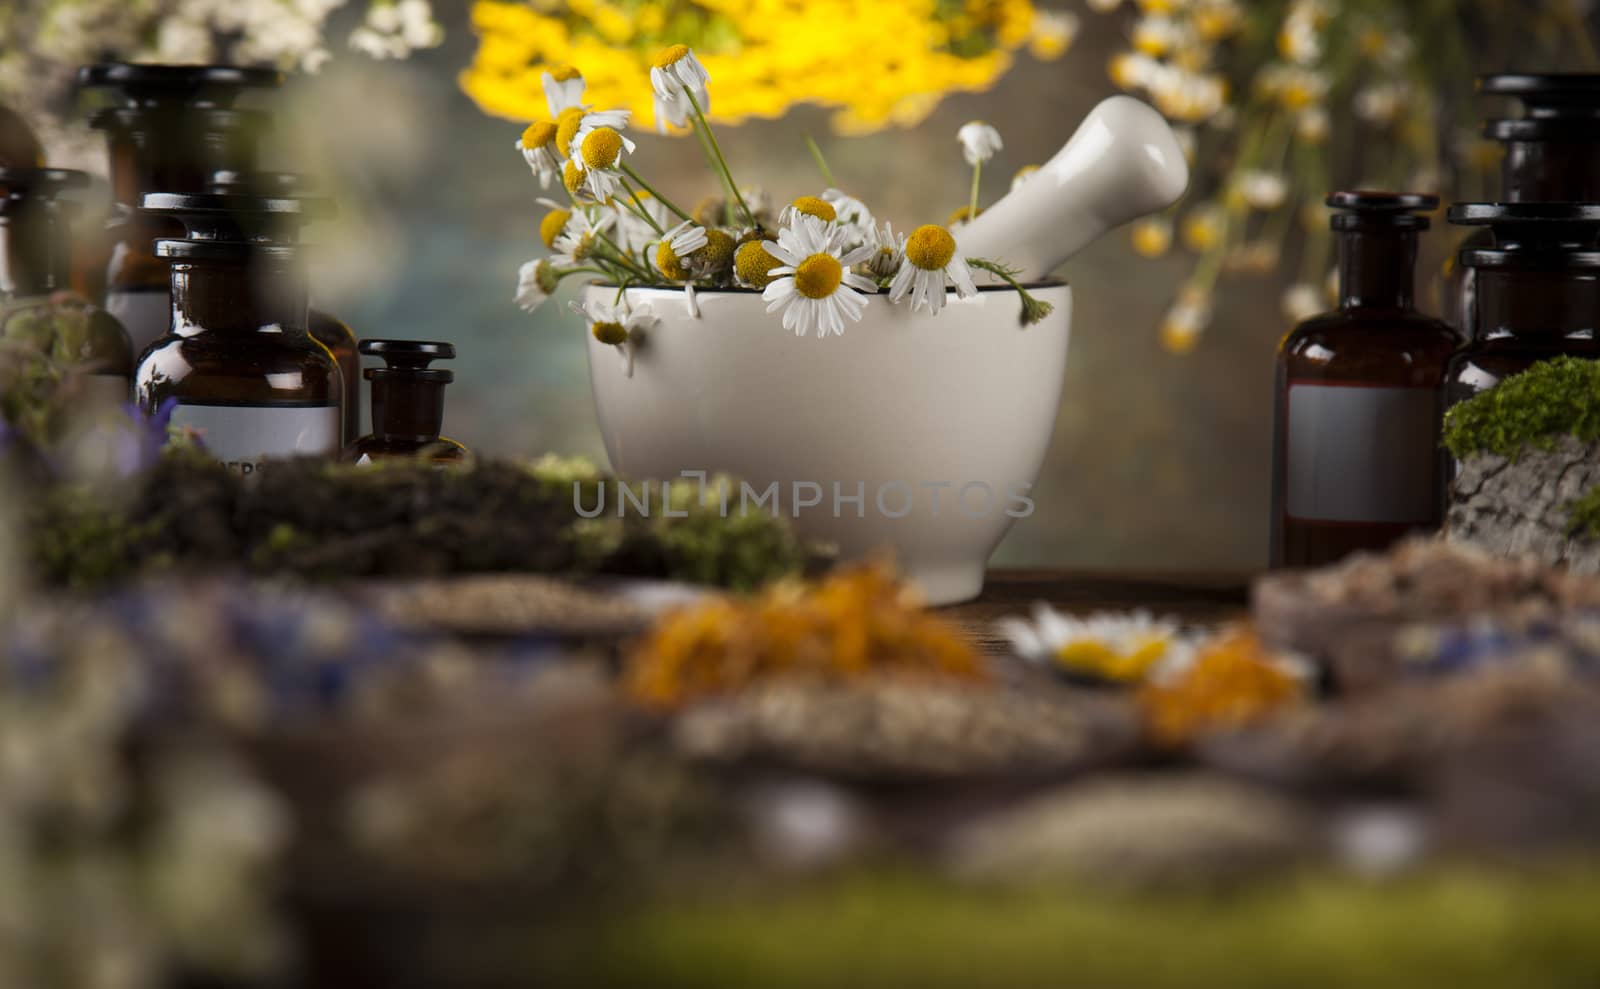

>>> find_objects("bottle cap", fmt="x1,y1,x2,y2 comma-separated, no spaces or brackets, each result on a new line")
142,191,334,259
0,168,89,204
1450,202,1600,268
1326,191,1437,231
208,170,318,196
77,63,283,109
361,339,455,383
1480,74,1600,141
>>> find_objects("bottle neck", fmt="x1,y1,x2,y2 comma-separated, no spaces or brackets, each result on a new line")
1474,267,1600,342
1337,227,1416,310
169,255,309,336
103,112,263,209
370,376,447,440
0,206,70,298
1502,140,1600,202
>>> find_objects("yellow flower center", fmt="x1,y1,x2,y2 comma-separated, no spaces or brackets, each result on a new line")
790,196,836,222
694,229,736,273
555,106,586,157
945,205,983,226
1055,637,1169,683
655,241,689,280
580,127,624,170
563,160,586,197
735,240,782,288
539,208,571,248
653,44,691,69
793,254,843,299
904,225,956,271
521,120,557,150
547,64,582,82
592,320,628,346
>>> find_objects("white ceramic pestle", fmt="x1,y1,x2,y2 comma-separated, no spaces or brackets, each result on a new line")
956,95,1190,282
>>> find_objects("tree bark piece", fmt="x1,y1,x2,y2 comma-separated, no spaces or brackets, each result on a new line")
1447,436,1600,573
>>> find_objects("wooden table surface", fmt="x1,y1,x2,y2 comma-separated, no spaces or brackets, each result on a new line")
942,568,1254,654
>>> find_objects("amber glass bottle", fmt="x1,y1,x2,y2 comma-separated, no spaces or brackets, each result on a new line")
1443,203,1600,409
0,168,132,401
345,340,469,466
207,170,361,443
1446,74,1600,331
78,63,281,353
1271,192,1460,569
134,193,340,471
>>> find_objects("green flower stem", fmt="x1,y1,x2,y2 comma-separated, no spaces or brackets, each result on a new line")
806,135,836,188
969,257,1054,327
619,176,666,236
593,231,654,281
685,121,733,224
969,160,982,224
686,89,755,228
619,163,694,225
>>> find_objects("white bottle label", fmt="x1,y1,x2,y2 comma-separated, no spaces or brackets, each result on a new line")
105,289,171,356
170,402,339,474
1285,383,1437,524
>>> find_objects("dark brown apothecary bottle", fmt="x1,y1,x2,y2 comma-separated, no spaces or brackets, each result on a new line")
1443,203,1600,409
1271,192,1460,569
1446,74,1600,331
135,193,340,471
0,168,133,401
77,63,281,354
344,340,469,466
208,170,361,445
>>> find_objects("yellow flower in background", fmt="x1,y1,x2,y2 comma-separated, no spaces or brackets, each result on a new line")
1130,217,1173,258
461,0,1070,134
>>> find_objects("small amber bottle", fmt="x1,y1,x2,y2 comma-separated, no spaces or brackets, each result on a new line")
134,192,340,471
345,340,469,466
0,168,133,402
78,63,281,353
1271,192,1460,569
1446,74,1600,331
208,170,361,444
1444,203,1600,407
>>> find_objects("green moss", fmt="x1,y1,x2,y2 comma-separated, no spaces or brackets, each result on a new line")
1443,356,1600,459
1567,486,1600,539
25,449,810,590
530,867,1600,989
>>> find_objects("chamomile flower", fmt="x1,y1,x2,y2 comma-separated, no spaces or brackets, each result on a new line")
996,604,1197,685
571,298,658,378
887,224,977,316
761,217,877,337
570,118,637,203
779,195,837,226
956,121,1003,166
515,258,560,313
821,188,875,239
556,107,629,160
859,221,904,281
650,44,711,130
1282,283,1321,323
550,209,615,269
542,65,586,115
516,120,562,188
734,238,784,289
1235,169,1288,211
654,220,711,315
